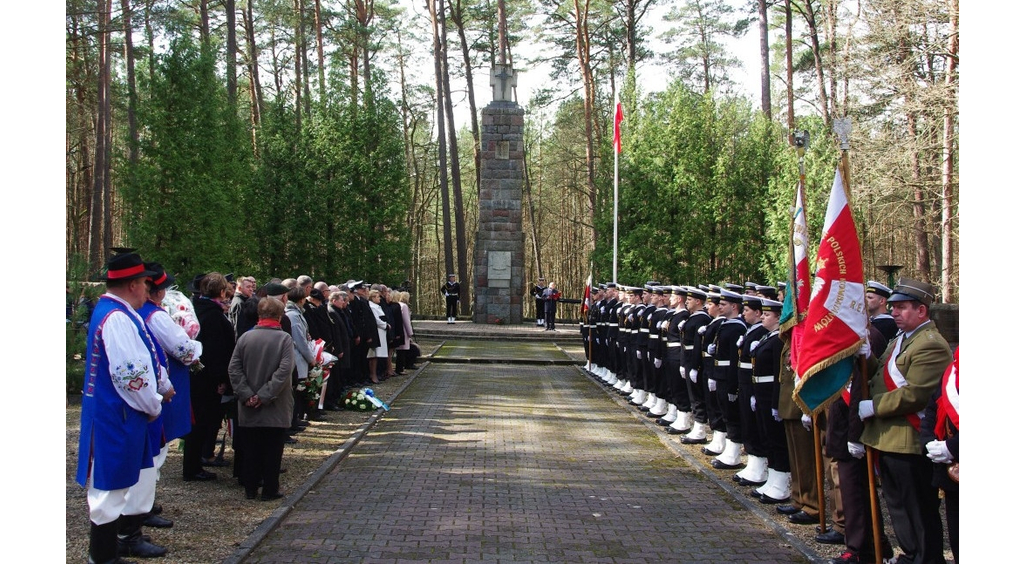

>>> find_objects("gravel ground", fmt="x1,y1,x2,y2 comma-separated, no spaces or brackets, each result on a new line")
66,365,420,564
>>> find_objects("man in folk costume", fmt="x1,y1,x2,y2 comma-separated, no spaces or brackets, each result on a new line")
858,278,951,564
132,263,204,551
920,347,959,564
77,253,171,564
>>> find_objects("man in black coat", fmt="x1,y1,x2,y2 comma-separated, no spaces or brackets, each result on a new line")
346,281,378,385
323,291,352,409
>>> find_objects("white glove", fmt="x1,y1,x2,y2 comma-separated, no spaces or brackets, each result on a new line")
750,396,757,412
698,325,707,335
707,343,717,355
772,408,781,422
859,341,871,358
925,440,953,464
737,335,745,347
847,442,866,459
749,340,760,353
637,350,642,359
680,366,686,378
654,358,663,368
688,369,698,383
801,413,812,431
857,400,875,420
727,393,738,402
708,379,717,392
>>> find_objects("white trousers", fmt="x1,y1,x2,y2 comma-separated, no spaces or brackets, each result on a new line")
87,445,166,524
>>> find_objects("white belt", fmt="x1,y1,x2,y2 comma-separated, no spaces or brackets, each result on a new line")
684,345,694,351
715,360,731,367
667,342,681,348
753,375,774,384
649,334,659,339
703,352,712,358
640,328,650,333
739,362,753,370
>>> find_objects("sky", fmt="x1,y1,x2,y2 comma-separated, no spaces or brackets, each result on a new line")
399,0,765,128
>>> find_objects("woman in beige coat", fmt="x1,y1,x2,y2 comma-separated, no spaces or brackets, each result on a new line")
229,298,295,501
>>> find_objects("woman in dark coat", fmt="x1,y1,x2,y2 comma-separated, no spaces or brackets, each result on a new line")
184,272,235,482
229,298,295,500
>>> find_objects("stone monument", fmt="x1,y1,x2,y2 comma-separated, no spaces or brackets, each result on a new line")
473,64,525,324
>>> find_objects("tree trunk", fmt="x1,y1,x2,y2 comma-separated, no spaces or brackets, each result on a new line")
89,0,113,272
785,0,795,137
573,0,598,250
292,0,304,131
801,0,830,123
226,0,238,104
428,0,455,278
244,0,265,140
758,0,770,115
437,0,470,314
940,0,958,300
121,0,139,165
314,0,327,100
200,0,210,47
297,0,311,115
451,0,482,196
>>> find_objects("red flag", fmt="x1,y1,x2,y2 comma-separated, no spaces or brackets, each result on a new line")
581,274,592,315
613,102,624,153
794,167,868,414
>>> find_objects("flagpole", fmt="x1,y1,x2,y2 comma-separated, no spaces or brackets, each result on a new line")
834,117,882,564
613,97,620,286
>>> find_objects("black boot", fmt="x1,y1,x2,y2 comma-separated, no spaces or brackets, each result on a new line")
117,514,168,558
89,520,126,564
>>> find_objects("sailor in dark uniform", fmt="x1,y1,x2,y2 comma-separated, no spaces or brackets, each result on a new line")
685,288,725,445
441,274,460,324
644,286,672,417
748,298,792,503
533,278,547,326
734,295,769,484
866,280,898,342
673,286,710,437
621,287,645,396
630,283,659,408
658,286,690,427
707,288,747,467
582,284,601,376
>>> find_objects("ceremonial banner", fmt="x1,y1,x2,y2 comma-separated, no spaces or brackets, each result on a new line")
780,180,811,371
613,102,624,154
794,168,868,414
581,274,593,315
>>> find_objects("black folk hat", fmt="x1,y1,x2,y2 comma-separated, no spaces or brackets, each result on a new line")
145,262,175,291
103,253,157,282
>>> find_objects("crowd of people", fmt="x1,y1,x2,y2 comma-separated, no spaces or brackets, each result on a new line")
76,251,420,563
579,279,958,564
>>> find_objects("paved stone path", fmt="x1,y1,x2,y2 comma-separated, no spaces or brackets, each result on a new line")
239,356,811,563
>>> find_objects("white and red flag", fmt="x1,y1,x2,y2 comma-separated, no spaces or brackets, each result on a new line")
613,102,624,153
794,167,868,415
780,180,810,370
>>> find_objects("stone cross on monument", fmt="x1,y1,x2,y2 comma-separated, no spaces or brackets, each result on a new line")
489,65,517,102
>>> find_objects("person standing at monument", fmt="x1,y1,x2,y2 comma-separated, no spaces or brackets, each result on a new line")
533,277,547,326
542,281,560,331
441,274,460,324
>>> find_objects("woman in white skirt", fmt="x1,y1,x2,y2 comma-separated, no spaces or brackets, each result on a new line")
367,289,390,384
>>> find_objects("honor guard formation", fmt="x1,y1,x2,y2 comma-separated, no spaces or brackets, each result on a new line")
579,280,958,564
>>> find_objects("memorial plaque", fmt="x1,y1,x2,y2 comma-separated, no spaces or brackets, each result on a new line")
488,251,511,288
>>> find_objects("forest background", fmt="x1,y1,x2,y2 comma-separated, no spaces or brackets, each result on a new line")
64,0,960,317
